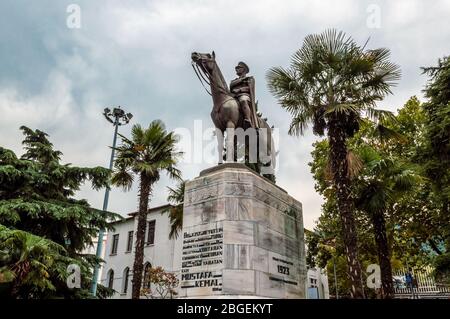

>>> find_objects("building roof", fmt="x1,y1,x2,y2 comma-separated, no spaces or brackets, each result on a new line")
109,215,134,225
108,204,173,226
127,203,172,217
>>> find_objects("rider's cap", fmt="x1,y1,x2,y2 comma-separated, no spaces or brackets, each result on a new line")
236,61,249,73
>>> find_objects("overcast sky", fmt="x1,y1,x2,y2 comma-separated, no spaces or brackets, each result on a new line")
1,0,449,229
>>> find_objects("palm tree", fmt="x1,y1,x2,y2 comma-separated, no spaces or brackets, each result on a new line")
0,225,64,298
163,181,185,239
355,147,420,298
267,29,401,298
112,120,182,299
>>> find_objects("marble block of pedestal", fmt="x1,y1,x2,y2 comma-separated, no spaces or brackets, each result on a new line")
176,163,306,299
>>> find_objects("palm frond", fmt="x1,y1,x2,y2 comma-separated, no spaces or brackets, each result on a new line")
288,113,311,136
324,103,360,115
162,181,185,240
366,108,396,123
267,28,401,141
167,181,185,204
372,124,408,144
347,150,363,179
111,169,134,191
166,165,183,181
130,124,145,145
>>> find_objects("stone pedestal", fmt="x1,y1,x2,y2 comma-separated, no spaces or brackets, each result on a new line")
177,164,306,298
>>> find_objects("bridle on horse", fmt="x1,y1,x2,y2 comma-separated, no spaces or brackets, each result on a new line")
191,57,231,97
192,60,213,96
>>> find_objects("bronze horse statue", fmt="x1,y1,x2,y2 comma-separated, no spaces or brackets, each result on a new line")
191,51,276,172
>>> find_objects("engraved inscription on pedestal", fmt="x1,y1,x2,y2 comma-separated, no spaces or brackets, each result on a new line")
268,252,299,286
177,163,306,298
180,225,224,295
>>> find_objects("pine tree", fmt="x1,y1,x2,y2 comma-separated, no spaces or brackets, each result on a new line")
0,126,119,298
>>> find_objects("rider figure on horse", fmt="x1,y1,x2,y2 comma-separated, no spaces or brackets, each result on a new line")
230,61,259,129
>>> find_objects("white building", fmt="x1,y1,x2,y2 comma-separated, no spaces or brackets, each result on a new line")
306,268,329,299
99,204,181,298
99,204,328,299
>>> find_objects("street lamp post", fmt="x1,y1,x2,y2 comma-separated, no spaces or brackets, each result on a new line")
90,106,133,296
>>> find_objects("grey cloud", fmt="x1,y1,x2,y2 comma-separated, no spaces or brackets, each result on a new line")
0,0,449,229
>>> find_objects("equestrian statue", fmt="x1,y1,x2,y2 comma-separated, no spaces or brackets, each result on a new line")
191,51,276,175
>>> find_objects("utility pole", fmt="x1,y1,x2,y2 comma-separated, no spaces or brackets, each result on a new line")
90,106,133,296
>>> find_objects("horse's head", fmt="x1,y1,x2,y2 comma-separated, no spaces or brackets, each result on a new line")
191,51,216,75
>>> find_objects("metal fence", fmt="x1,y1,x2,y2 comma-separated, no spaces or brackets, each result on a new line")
393,266,450,298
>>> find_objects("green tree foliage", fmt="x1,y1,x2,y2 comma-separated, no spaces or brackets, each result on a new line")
0,225,65,297
420,57,450,282
380,97,442,262
308,168,381,298
309,93,449,297
164,181,185,240
111,120,182,299
353,141,421,298
267,29,401,298
0,126,118,298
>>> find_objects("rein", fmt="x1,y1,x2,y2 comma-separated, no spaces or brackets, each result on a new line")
192,62,212,96
192,60,231,97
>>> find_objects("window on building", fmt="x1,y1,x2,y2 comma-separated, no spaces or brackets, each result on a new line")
126,231,134,252
108,269,114,289
122,267,130,294
111,234,119,255
143,263,152,289
147,220,156,245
